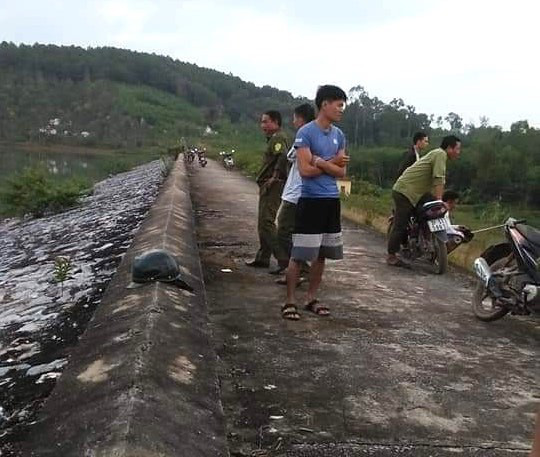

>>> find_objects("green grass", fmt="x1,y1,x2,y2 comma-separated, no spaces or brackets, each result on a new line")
116,83,204,138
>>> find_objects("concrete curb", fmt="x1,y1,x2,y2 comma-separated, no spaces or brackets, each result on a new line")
25,160,229,456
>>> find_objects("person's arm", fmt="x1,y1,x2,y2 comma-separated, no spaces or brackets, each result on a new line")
432,151,446,200
297,147,323,177
433,183,444,200
330,152,350,168
315,149,348,178
261,138,288,189
271,137,289,180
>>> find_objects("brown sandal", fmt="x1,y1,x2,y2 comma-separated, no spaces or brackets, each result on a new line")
281,304,300,321
304,299,330,317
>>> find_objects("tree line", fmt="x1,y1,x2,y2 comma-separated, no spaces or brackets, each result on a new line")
342,85,539,207
1,42,538,207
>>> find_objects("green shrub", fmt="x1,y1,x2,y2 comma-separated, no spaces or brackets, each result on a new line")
159,155,174,176
350,179,383,197
0,166,89,217
477,200,510,225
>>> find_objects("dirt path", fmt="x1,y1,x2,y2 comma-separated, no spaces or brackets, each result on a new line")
190,159,539,456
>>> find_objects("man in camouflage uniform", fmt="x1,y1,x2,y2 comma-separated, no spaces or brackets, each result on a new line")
246,110,290,268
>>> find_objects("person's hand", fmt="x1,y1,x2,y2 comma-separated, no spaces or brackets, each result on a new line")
262,177,279,193
331,154,350,168
311,155,322,167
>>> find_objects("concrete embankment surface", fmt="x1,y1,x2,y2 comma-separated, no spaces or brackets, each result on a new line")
191,159,539,456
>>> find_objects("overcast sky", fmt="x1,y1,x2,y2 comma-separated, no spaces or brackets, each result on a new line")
1,0,539,129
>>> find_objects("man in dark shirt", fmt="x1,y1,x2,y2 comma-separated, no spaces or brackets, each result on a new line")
396,131,429,178
246,110,290,268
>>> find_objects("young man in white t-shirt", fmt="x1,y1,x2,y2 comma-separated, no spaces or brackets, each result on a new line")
272,103,316,276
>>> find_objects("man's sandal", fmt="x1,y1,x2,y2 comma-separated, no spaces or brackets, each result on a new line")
386,258,411,269
281,303,300,321
275,276,307,286
304,299,330,317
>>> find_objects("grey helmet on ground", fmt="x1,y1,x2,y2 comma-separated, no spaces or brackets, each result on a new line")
126,249,193,291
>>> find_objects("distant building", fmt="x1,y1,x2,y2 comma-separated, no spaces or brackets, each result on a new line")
337,178,352,196
39,117,67,137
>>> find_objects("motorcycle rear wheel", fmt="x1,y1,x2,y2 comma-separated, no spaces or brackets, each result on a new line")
472,255,511,322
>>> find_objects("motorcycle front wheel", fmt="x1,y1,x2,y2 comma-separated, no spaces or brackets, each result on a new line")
472,255,511,322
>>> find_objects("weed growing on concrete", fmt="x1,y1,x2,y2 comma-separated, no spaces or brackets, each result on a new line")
53,256,72,296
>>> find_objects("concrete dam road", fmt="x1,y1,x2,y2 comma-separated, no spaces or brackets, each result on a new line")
189,160,539,456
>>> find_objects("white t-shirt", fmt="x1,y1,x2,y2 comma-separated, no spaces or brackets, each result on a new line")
281,146,302,204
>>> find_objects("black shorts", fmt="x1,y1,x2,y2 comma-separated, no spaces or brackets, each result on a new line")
291,198,343,261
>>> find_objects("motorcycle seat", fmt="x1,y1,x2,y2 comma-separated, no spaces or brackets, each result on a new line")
517,224,540,247
417,200,447,220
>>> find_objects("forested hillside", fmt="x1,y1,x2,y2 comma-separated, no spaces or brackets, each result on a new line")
0,42,300,145
1,42,539,207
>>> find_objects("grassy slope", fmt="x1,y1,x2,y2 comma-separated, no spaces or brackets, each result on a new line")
116,83,204,137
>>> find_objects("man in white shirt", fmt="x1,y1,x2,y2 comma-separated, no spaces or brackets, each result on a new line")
442,190,474,253
272,104,316,275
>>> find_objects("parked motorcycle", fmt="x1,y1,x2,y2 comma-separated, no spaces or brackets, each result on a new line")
198,153,208,167
388,200,450,274
220,150,235,170
472,218,540,321
184,148,196,164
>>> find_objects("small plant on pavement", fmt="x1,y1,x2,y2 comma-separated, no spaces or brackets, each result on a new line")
53,256,72,296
